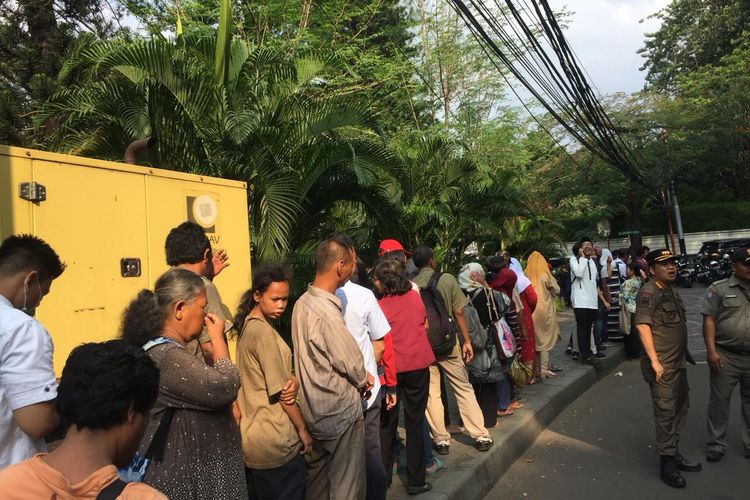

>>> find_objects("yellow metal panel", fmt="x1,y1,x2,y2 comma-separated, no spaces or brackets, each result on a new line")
1,144,252,374
0,145,247,189
31,160,150,375
0,151,33,236
145,175,252,321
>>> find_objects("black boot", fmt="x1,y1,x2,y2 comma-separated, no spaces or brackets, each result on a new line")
660,455,686,488
675,453,702,472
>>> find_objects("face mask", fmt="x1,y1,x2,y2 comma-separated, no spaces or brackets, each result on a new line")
20,273,42,315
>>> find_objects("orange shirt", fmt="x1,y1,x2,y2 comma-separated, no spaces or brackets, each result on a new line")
0,454,166,499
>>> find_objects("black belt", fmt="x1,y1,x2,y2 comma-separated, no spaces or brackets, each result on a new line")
718,345,750,356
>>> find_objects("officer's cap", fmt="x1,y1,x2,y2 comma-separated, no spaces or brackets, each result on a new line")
646,248,677,265
731,248,750,264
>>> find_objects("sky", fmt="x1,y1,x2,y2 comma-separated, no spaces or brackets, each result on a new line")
557,0,672,95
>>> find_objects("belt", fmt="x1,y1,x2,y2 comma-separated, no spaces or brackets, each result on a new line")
718,344,750,356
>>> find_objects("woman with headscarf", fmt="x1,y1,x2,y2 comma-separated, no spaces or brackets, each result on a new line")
507,256,539,383
525,252,561,378
458,263,507,428
486,256,523,415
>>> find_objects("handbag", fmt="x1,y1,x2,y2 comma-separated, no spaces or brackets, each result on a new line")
486,289,516,358
509,356,532,388
619,304,631,336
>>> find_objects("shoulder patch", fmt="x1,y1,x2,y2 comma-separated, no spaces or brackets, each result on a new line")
638,292,653,307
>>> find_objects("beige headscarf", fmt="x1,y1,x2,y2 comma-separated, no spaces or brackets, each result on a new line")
458,262,486,292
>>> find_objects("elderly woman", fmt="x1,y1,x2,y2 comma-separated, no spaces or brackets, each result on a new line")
525,252,561,378
120,268,247,499
458,262,510,428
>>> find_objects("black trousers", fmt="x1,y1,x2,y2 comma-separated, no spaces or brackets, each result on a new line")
364,391,387,500
246,454,305,500
472,382,498,428
381,368,430,488
574,308,597,359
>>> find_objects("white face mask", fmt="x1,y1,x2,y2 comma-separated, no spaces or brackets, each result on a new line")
20,273,42,315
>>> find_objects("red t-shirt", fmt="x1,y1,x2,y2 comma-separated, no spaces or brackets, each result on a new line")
377,290,435,373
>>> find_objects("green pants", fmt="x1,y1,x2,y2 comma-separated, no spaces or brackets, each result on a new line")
706,348,750,454
645,367,689,456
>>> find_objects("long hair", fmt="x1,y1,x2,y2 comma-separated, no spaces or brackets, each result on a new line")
233,263,292,336
120,268,205,347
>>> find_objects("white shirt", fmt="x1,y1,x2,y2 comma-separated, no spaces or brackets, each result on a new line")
569,256,600,309
0,295,57,469
614,258,627,281
336,281,391,410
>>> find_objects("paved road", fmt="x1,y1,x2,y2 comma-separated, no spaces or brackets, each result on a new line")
487,284,748,499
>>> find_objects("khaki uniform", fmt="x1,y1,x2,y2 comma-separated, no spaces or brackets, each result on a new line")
702,276,750,455
635,279,691,456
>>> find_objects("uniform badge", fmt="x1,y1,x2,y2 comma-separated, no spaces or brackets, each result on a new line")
705,286,716,300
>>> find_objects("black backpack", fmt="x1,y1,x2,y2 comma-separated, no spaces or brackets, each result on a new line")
420,272,457,356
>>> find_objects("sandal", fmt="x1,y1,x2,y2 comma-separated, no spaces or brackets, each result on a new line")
496,408,514,417
509,401,524,410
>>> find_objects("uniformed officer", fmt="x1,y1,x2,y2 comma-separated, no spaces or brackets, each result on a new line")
702,247,750,463
635,249,700,488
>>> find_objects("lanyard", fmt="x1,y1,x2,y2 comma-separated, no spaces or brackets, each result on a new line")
142,336,182,351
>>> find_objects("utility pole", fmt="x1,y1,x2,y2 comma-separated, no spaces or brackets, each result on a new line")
670,181,687,255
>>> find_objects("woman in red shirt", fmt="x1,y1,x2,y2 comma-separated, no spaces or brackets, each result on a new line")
373,257,434,497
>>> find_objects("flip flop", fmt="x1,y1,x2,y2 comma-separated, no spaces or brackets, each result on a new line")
496,409,514,417
509,401,524,410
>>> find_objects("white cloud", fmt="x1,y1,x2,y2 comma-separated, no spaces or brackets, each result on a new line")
556,0,672,95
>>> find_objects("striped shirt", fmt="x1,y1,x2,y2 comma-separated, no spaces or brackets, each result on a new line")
291,285,368,440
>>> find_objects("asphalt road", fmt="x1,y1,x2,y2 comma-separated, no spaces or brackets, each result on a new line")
487,284,748,500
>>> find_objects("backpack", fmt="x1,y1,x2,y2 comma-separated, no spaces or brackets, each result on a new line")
462,289,487,351
420,272,458,356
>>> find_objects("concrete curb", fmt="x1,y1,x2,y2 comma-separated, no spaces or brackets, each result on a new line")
387,322,626,500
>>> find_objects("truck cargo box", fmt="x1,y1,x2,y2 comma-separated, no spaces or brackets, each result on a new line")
0,145,251,375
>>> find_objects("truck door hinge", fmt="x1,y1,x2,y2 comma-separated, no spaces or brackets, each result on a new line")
19,182,47,202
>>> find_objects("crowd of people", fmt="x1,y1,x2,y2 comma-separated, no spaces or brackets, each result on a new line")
0,227,748,498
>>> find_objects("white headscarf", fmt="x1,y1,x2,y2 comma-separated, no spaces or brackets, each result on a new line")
509,257,532,293
458,262,485,292
599,248,613,272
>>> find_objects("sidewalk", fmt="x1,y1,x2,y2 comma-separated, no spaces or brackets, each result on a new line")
386,308,626,500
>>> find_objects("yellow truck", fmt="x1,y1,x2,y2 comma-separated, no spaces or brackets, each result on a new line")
0,145,251,375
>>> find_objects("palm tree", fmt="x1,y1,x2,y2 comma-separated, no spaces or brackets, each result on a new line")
36,13,400,262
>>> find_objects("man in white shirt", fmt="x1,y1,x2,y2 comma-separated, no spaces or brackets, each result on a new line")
0,234,65,469
569,237,604,367
614,248,629,281
336,253,392,500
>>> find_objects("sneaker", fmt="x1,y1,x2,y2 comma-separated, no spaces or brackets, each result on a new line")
475,437,493,452
433,440,450,455
406,482,432,496
425,457,445,476
583,356,604,367
564,346,573,355
572,351,580,360
594,352,607,359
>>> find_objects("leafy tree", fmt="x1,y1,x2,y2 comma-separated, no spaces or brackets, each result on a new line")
36,30,399,261
0,0,124,145
639,0,750,92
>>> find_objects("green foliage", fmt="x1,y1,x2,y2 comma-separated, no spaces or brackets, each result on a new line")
0,0,125,145
36,34,399,262
639,0,750,92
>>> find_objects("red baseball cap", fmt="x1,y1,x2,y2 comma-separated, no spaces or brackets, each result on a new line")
378,239,410,257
